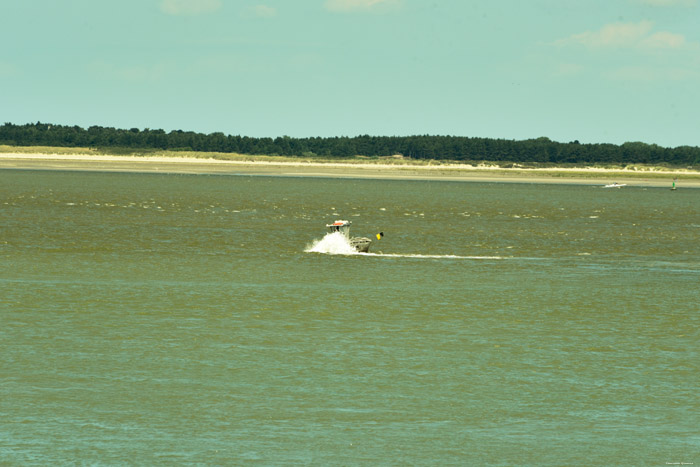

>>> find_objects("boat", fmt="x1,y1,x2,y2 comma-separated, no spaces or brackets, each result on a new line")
604,183,627,188
326,220,375,253
671,178,677,191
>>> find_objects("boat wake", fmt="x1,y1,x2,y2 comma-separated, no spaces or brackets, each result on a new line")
305,233,503,260
359,253,504,260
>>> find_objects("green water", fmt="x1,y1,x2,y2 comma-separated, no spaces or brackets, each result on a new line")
1,170,698,465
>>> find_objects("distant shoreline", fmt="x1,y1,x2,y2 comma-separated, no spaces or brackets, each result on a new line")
1,151,699,187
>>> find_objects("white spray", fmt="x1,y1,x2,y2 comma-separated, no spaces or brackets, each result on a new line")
305,232,359,255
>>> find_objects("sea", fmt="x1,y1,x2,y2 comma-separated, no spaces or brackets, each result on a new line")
1,169,698,466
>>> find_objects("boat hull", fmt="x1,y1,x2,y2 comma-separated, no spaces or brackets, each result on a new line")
350,237,372,253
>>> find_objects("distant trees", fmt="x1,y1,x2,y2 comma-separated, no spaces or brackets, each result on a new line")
1,121,699,167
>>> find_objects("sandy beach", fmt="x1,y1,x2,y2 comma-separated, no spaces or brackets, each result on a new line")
1,152,698,187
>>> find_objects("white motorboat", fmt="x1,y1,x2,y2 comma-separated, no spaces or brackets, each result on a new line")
326,220,378,253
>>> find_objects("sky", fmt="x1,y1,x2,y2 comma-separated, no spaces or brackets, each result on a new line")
2,0,699,148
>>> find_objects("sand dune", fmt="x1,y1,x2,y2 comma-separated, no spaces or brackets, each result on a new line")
1,152,698,187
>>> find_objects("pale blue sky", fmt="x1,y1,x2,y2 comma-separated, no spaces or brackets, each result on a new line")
2,0,699,147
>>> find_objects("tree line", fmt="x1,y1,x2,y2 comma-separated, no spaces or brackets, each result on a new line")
2,122,699,167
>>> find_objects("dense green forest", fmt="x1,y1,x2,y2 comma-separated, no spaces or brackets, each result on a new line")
2,122,699,167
